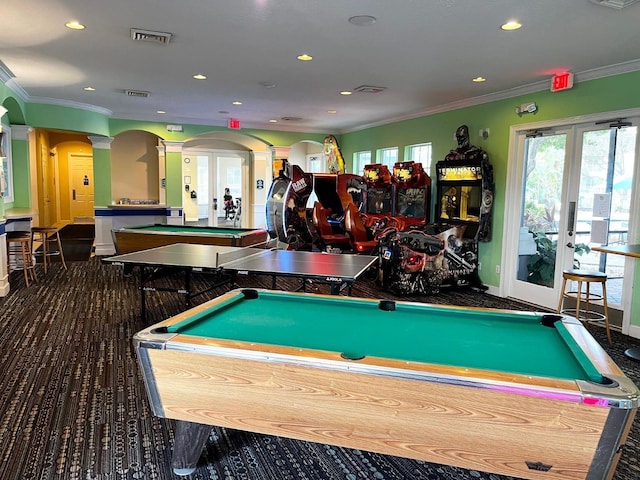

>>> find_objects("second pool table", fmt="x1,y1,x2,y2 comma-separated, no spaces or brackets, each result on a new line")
134,289,639,480
111,223,268,253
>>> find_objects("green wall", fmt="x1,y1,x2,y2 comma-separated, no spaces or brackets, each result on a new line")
2,70,640,328
340,70,640,289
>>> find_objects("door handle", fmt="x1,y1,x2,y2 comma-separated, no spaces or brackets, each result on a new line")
567,201,576,236
72,189,76,200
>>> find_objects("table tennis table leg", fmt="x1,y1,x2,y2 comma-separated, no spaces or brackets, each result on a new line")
140,267,147,322
184,270,192,308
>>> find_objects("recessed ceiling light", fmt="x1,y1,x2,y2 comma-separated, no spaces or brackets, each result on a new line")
269,119,278,123
501,20,522,31
66,21,85,30
327,110,337,114
232,101,243,106
193,74,207,80
297,53,313,61
156,110,166,114
260,81,276,88
340,91,353,96
348,15,376,26
472,76,487,83
83,86,95,91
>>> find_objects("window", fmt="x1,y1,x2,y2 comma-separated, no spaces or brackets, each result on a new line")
377,147,398,169
0,123,13,203
405,142,433,171
307,153,324,173
353,151,371,174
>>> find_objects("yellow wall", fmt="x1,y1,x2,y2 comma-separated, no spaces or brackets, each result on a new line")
111,130,160,202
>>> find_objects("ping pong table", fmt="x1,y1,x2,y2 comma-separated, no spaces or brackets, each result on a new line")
102,243,378,320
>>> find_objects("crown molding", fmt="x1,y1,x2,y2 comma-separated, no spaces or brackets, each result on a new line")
342,59,640,134
29,96,113,116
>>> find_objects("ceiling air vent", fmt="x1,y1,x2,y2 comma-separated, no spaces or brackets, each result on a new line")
281,116,303,122
353,85,387,94
130,28,172,45
589,0,640,8
125,89,150,98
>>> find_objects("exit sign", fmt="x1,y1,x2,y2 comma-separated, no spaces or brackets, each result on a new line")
228,118,241,129
551,72,574,92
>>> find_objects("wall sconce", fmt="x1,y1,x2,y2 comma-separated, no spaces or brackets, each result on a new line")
516,102,538,117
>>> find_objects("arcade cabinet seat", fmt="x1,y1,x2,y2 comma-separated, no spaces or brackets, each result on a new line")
344,203,378,254
311,202,350,249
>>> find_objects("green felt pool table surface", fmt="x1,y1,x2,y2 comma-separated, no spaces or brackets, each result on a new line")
126,224,260,235
165,289,600,383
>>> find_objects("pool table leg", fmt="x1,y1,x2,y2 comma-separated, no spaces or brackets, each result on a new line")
171,420,212,476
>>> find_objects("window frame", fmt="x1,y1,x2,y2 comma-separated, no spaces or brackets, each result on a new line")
1,123,13,203
376,146,399,170
352,150,372,174
405,142,433,172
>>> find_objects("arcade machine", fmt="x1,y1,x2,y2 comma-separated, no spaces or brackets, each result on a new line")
337,174,366,212
392,161,431,227
363,164,394,217
434,156,494,241
378,125,492,294
265,164,314,249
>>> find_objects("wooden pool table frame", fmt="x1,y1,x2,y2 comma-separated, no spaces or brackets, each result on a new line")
112,224,268,254
134,289,639,480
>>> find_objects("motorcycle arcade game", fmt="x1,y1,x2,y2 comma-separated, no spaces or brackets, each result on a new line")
378,125,493,295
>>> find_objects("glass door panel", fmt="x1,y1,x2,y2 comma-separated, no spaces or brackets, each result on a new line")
575,125,637,307
514,133,568,306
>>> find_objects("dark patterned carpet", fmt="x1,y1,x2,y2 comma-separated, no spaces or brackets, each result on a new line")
1,257,639,480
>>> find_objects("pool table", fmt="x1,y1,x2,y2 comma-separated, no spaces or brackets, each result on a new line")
111,224,268,253
134,289,639,480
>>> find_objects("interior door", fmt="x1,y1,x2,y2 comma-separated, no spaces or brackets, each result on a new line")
40,142,52,225
69,153,94,221
185,151,246,227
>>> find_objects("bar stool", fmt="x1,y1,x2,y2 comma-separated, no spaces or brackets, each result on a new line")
557,269,611,344
6,231,38,287
31,226,67,273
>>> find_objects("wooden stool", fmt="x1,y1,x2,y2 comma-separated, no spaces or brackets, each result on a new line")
557,269,611,344
7,231,38,287
31,226,67,273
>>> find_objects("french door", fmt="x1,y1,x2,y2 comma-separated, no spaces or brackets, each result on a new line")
184,150,248,227
503,116,639,324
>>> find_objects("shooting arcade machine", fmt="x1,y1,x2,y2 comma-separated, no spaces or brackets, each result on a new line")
377,126,492,295
392,161,431,226
363,164,393,216
434,156,494,241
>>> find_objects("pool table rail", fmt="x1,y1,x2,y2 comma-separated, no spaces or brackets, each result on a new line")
112,223,268,254
133,289,640,480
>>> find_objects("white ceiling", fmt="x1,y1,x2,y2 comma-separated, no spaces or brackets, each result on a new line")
1,0,640,134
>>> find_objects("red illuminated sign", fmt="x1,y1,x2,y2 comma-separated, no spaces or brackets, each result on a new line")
228,118,241,129
551,72,574,92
